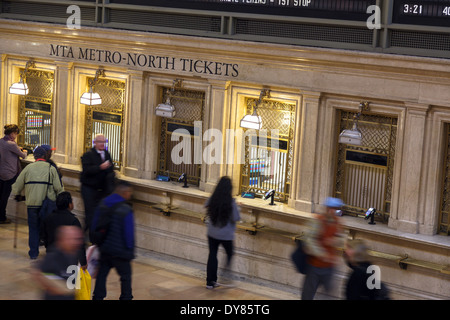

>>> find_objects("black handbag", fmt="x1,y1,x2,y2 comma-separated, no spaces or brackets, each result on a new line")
291,239,309,274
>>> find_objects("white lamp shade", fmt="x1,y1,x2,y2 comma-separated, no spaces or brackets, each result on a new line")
80,91,102,105
9,81,29,95
339,123,362,145
155,103,176,118
240,113,262,130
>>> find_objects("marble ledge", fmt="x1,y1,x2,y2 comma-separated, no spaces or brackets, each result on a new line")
22,157,450,250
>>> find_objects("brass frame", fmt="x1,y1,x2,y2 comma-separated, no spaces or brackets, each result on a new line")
17,68,54,149
438,123,450,235
334,110,397,221
84,77,125,169
157,86,205,186
239,97,295,203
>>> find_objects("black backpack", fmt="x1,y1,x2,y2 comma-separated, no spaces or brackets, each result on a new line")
90,202,122,245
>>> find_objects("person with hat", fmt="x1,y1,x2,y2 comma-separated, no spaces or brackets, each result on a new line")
41,144,62,184
301,197,345,300
11,146,64,259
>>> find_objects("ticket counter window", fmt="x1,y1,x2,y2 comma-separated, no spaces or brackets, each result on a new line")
240,98,295,203
334,110,397,221
17,69,54,149
84,78,125,168
439,123,450,235
157,88,205,186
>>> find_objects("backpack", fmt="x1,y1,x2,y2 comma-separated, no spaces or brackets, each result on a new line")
90,202,122,245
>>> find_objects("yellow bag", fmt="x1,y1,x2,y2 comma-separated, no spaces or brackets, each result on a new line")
75,268,92,300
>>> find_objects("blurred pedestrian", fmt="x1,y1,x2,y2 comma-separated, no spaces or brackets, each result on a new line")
80,134,115,240
11,146,64,259
41,191,87,269
41,144,62,184
0,124,27,224
92,181,135,300
205,176,241,289
31,225,84,300
301,197,344,300
343,239,390,300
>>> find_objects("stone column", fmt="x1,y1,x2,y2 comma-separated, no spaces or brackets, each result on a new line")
389,103,430,233
0,54,5,125
52,62,73,164
122,70,144,178
289,91,321,212
200,80,230,193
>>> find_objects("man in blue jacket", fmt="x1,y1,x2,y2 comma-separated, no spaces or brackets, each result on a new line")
91,180,135,300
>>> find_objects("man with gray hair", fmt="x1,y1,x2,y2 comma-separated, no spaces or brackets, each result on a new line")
80,134,115,241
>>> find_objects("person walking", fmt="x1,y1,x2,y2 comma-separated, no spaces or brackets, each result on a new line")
92,181,135,300
205,176,241,289
32,225,84,300
301,197,344,300
343,239,390,300
11,146,64,259
80,134,115,240
41,191,87,269
0,124,28,224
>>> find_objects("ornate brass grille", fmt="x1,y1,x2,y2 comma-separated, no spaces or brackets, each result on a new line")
438,124,450,235
334,110,397,221
239,98,295,202
17,69,54,149
84,78,125,168
158,88,205,186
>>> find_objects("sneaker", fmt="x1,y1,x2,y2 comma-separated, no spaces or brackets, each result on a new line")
206,282,220,289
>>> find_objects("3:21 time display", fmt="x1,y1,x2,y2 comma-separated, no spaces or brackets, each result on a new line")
403,4,450,16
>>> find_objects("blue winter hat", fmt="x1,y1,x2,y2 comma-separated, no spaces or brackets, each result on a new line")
324,197,344,208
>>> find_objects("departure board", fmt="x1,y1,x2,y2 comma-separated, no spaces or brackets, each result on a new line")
392,0,450,26
111,0,377,21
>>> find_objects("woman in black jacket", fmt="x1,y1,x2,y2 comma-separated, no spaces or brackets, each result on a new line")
343,239,390,300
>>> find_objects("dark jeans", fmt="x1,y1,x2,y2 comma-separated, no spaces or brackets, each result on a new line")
27,207,42,259
81,185,104,237
206,236,234,285
0,175,18,221
93,253,133,300
301,265,335,300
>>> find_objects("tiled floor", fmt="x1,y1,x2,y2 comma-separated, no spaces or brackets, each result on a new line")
0,222,299,300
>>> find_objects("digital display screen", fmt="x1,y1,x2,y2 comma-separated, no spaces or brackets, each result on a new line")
392,0,450,26
111,0,377,21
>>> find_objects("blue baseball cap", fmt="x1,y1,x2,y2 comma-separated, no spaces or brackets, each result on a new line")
324,197,344,208
33,146,47,159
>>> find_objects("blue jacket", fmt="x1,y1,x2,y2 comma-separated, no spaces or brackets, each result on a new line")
92,193,135,260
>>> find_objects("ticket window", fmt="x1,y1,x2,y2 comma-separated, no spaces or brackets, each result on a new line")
17,69,54,150
439,123,450,236
157,87,205,186
240,98,295,203
84,78,125,168
335,110,397,220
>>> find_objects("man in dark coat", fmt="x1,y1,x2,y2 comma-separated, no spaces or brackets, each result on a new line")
80,134,115,240
41,191,87,269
